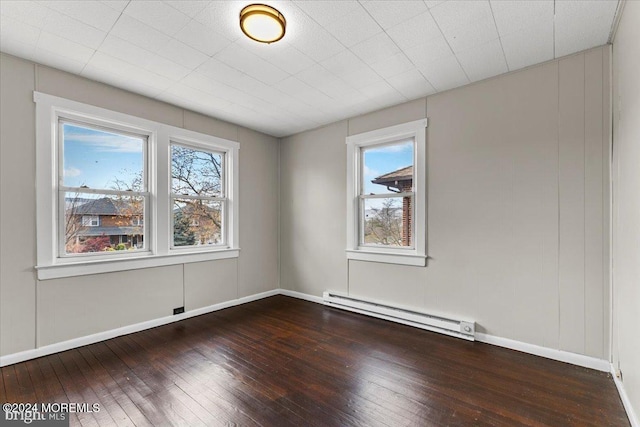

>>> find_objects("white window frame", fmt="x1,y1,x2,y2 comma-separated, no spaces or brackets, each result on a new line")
35,92,240,280
81,216,100,227
346,119,427,266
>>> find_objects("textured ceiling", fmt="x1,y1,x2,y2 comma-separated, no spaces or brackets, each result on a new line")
0,0,619,137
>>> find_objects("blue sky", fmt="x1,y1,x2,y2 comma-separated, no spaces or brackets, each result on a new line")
62,123,144,190
62,123,413,203
362,140,413,195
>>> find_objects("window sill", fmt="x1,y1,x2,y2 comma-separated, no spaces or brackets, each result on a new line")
36,248,240,280
346,249,426,266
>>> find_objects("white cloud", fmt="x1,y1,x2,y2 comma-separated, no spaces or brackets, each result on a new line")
64,167,82,177
367,140,413,154
363,164,380,179
64,131,142,153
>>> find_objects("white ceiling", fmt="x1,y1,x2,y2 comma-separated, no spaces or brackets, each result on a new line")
0,0,619,137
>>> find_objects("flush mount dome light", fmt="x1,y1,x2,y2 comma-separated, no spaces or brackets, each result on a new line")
240,4,286,44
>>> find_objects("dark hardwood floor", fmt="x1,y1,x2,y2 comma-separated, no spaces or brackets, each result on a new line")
1,295,629,426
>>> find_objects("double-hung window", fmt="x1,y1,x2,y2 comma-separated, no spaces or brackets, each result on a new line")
82,216,100,227
346,119,427,266
170,143,226,248
35,92,239,280
60,120,148,256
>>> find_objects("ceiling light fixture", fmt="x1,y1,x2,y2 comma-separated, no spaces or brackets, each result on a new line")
239,4,286,44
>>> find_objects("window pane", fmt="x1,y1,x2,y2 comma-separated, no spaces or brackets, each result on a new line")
171,145,223,197
363,197,412,247
64,192,145,254
62,122,144,190
82,216,99,227
362,139,414,195
173,198,223,247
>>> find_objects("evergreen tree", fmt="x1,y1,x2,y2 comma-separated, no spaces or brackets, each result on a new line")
173,212,195,246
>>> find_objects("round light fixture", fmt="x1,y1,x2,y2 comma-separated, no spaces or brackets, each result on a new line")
239,4,286,44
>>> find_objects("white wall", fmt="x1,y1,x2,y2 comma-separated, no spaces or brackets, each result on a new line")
280,46,611,359
0,53,279,355
612,0,640,418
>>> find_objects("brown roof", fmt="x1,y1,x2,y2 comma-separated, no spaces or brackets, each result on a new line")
371,165,413,186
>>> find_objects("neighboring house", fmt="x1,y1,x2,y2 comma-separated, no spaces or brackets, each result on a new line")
371,165,413,246
66,197,144,249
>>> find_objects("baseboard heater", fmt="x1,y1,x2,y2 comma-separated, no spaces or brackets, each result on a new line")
323,291,476,341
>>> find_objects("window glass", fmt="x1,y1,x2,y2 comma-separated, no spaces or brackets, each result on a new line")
172,199,223,246
171,145,223,197
361,139,413,195
61,122,146,255
359,139,414,248
81,215,100,226
62,123,144,190
171,143,226,248
362,197,411,247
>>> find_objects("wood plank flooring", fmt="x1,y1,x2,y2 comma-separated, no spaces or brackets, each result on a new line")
1,296,629,426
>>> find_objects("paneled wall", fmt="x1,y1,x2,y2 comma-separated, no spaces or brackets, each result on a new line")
0,45,614,365
612,0,640,418
0,53,279,356
280,46,611,359
0,54,37,355
280,119,349,298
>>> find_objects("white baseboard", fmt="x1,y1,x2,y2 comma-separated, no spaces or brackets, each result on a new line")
0,289,279,367
0,288,618,379
611,364,639,427
284,290,636,426
279,289,613,373
3,287,633,425
475,332,611,372
278,288,324,304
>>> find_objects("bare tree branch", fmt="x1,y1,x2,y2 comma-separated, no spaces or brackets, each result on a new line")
365,198,403,246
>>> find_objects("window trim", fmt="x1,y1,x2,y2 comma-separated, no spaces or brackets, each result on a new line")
35,92,240,280
345,119,427,266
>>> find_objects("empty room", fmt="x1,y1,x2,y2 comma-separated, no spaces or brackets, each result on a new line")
0,0,638,425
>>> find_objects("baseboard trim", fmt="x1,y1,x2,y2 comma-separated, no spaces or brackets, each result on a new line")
278,288,324,304
475,332,610,372
282,290,636,426
279,290,612,373
0,289,279,367
0,288,615,379
611,363,639,427
4,287,633,424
